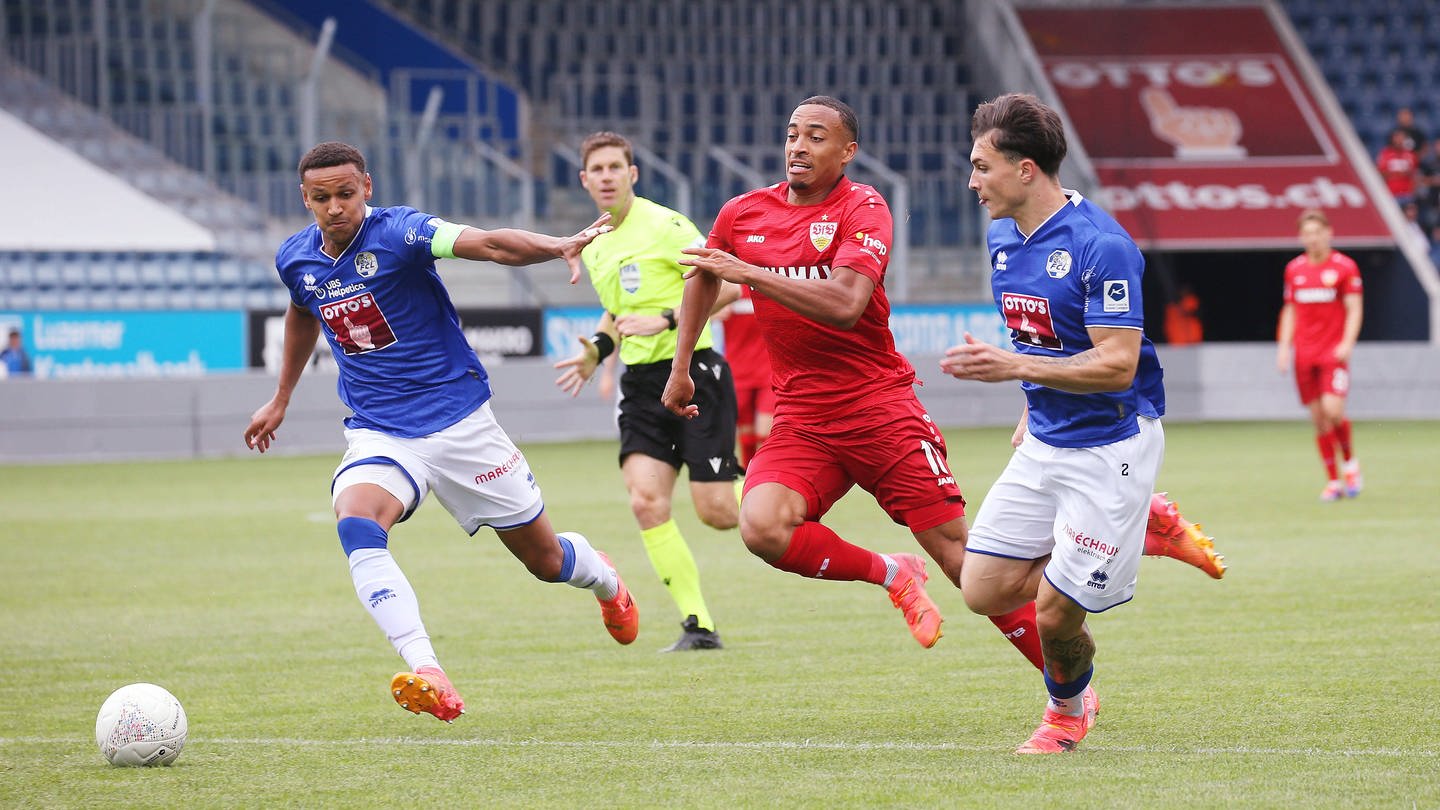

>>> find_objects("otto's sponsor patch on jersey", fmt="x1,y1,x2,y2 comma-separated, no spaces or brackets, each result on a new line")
321,292,397,355
1001,292,1062,350
1103,280,1130,313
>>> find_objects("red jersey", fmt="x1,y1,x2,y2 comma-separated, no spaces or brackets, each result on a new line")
709,178,913,418
1377,146,1418,198
1283,250,1362,361
722,285,773,390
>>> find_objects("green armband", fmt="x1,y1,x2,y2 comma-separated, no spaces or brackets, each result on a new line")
430,222,466,259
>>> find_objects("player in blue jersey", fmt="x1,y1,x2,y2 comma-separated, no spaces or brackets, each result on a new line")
243,141,639,723
942,93,1168,754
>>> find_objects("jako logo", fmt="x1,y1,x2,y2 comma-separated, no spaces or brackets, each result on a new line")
746,235,765,243
368,587,396,607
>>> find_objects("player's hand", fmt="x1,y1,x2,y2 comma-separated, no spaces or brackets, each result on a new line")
553,335,600,397
1275,348,1291,374
680,247,751,284
614,312,669,337
661,369,699,419
1333,343,1353,363
244,398,287,453
940,333,1021,383
559,213,613,284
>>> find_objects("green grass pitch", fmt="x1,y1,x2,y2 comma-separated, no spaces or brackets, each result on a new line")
1,420,1437,807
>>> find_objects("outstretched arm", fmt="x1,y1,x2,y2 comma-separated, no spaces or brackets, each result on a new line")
245,303,322,452
443,213,612,283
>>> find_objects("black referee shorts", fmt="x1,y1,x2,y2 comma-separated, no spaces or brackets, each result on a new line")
617,348,739,482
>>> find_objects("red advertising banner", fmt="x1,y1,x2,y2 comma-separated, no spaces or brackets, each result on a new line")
1018,4,1393,249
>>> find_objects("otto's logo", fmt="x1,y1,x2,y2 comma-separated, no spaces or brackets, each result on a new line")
1001,292,1062,351
1046,249,1072,279
320,292,396,355
355,252,379,278
809,220,838,251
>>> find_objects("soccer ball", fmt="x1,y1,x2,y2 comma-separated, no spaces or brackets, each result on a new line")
95,683,188,766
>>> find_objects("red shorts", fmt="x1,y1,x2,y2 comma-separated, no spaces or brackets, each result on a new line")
734,382,776,430
1294,357,1350,404
743,394,966,532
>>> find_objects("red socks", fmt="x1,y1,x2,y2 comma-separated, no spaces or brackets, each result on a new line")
1315,429,1338,480
1333,419,1353,461
988,602,1045,670
771,521,888,584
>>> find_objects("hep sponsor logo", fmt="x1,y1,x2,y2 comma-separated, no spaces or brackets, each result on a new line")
853,230,888,256
475,449,524,484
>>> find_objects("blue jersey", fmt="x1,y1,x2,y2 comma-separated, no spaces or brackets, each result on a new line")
275,206,489,438
986,192,1165,448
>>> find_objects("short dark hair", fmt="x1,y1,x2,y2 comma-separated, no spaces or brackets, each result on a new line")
298,141,366,178
970,93,1067,178
579,131,634,167
796,95,859,143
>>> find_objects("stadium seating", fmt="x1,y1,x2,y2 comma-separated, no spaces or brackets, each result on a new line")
1282,0,1440,154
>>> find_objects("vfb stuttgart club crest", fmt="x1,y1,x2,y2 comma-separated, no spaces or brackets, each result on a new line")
810,221,838,252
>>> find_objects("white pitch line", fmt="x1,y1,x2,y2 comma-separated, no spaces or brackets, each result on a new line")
3,737,1435,758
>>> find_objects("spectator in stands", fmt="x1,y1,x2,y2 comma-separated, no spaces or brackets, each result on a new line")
1,328,32,376
1377,128,1419,207
1394,107,1425,153
244,141,638,725
554,130,740,652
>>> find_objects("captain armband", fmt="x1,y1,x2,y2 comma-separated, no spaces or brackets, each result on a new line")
430,221,466,259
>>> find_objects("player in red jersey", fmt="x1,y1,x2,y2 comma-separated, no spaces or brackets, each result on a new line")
661,95,1046,663
1276,208,1364,500
715,285,774,471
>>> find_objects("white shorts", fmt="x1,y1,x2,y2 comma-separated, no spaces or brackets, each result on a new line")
331,401,544,535
968,416,1165,612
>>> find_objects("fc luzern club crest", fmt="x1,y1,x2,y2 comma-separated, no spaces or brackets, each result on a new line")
355,252,379,277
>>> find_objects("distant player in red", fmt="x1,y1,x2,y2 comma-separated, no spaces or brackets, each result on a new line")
716,284,774,471
1276,208,1364,501
662,95,1047,666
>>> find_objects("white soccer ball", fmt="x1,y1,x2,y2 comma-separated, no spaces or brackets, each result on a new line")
95,683,188,767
